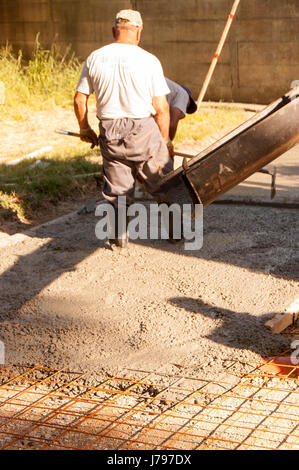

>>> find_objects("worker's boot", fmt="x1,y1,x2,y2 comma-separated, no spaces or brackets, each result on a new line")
109,233,128,249
108,204,128,249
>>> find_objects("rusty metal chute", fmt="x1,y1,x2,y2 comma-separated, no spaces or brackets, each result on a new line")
159,86,299,207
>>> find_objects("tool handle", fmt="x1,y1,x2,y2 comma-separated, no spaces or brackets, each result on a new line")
55,129,82,137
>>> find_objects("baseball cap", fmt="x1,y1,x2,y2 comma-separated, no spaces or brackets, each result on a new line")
180,85,198,114
115,9,143,28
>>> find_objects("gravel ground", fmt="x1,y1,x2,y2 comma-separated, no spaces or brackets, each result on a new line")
0,200,297,375
0,107,298,376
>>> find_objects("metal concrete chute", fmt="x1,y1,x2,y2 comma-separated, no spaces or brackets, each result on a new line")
160,85,299,207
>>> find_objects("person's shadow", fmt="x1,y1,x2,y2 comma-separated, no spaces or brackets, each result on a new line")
168,297,289,356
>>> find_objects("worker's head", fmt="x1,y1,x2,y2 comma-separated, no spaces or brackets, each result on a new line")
180,85,197,114
113,9,143,45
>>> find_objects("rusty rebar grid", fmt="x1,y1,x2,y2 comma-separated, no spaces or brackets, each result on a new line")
0,356,298,450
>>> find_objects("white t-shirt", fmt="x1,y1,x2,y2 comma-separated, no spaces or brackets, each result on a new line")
76,43,170,120
165,78,189,116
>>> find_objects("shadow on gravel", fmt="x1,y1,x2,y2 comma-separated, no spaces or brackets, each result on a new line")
0,215,105,321
0,203,297,326
135,202,298,283
168,297,288,356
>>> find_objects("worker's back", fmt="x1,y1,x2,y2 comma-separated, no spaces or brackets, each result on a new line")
77,43,168,120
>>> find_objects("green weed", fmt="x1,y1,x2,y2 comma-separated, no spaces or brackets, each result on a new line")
0,36,82,120
0,144,102,222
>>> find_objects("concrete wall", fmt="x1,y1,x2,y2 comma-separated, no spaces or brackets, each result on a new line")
1,0,299,103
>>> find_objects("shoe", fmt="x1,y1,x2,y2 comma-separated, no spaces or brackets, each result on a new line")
108,203,128,249
109,236,128,249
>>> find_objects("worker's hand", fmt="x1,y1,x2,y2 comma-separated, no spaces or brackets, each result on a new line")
166,139,175,158
80,126,98,149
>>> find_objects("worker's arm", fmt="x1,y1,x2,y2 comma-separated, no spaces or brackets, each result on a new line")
169,106,185,141
152,95,174,156
74,91,98,148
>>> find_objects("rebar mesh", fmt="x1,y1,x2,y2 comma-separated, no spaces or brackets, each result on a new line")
0,355,298,450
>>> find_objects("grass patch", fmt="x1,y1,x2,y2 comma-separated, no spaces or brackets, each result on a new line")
0,40,102,224
0,144,102,222
0,36,83,120
174,106,250,146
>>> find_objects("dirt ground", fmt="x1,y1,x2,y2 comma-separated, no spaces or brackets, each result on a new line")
0,107,298,377
1,105,99,164
0,200,298,375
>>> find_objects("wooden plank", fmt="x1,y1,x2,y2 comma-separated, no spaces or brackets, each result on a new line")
265,298,299,334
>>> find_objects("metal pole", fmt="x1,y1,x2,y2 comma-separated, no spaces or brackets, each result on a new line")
196,0,241,108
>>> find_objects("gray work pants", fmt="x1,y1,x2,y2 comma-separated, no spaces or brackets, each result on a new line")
99,117,173,207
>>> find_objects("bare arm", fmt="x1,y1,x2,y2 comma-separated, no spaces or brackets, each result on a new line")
152,95,170,142
74,91,98,147
152,95,174,156
74,91,89,129
169,106,184,141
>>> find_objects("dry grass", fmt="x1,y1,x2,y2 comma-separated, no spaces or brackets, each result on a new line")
0,36,82,121
174,106,250,147
0,144,101,223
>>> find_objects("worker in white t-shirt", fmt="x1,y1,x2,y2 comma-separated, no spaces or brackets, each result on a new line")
165,78,197,141
74,9,174,247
